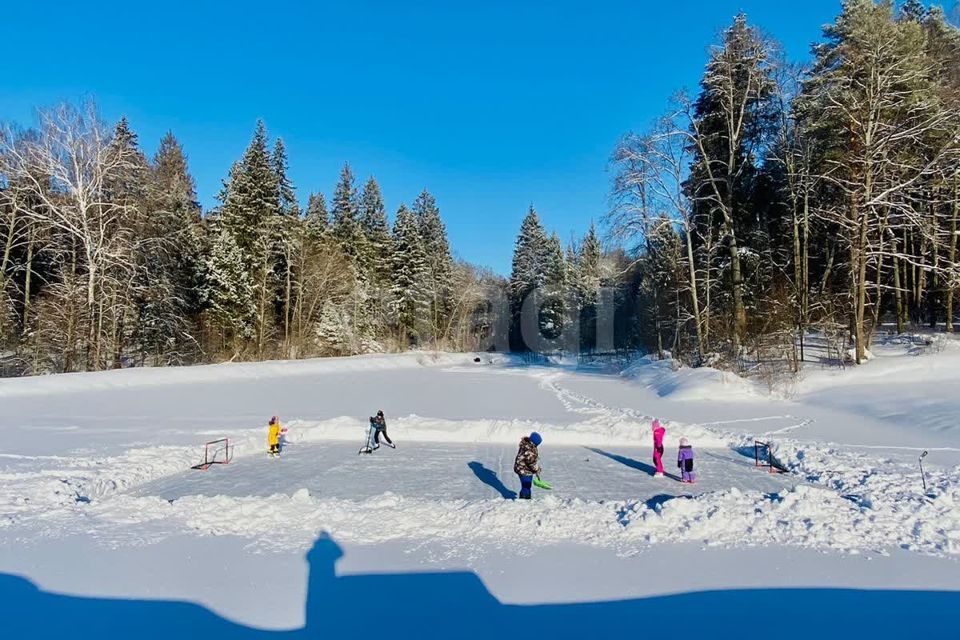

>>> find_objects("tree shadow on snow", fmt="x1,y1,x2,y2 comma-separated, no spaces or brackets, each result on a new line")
1,532,958,639
468,461,517,499
586,447,680,481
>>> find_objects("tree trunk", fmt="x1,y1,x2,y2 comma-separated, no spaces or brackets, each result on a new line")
22,224,34,334
893,251,905,334
256,251,271,360
724,214,747,351
948,179,958,333
0,211,16,299
853,196,870,365
683,229,704,360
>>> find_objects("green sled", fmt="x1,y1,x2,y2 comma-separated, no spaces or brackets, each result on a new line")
533,477,553,490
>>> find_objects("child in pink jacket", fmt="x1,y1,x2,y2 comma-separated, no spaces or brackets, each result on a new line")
652,419,666,477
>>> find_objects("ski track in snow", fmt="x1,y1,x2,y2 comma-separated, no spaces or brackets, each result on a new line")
1,359,958,562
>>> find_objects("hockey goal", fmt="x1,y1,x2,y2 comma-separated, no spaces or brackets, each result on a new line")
192,438,233,471
754,440,787,474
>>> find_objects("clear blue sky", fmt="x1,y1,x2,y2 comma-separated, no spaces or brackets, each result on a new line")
0,0,910,274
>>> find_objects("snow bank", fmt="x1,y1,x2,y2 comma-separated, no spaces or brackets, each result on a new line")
283,415,732,449
0,351,497,399
620,357,763,402
82,469,960,558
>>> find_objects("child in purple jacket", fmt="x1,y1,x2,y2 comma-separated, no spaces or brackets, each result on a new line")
677,437,696,483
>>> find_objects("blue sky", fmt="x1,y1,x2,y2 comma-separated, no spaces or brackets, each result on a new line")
0,0,919,274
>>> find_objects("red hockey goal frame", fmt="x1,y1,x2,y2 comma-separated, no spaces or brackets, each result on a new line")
192,438,233,471
754,440,787,474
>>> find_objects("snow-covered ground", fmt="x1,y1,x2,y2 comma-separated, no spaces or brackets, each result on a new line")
1,347,959,637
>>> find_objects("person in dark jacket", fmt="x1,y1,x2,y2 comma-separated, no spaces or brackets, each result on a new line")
373,410,395,448
513,432,542,499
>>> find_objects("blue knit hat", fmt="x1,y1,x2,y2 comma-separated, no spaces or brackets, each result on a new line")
529,432,543,446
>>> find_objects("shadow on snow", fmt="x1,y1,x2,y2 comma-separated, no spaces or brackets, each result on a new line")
586,446,682,482
468,461,517,499
1,532,958,639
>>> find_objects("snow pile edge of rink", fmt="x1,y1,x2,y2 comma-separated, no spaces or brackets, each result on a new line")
87,466,960,558
0,351,499,399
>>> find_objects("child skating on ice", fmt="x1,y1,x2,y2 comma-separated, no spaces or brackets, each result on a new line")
677,437,696,483
267,416,281,457
652,419,665,477
373,410,395,448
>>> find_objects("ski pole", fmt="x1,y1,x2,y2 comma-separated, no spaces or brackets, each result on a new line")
919,450,928,493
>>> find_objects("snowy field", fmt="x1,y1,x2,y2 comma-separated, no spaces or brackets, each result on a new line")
1,347,959,637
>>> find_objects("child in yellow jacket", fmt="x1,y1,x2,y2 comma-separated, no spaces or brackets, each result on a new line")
268,416,281,457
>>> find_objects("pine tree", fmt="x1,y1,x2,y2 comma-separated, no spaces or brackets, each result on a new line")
106,117,149,209
136,131,205,363
389,204,429,342
315,301,349,355
900,0,927,23
509,206,549,350
305,192,329,239
638,218,684,359
540,232,569,340
272,138,297,216
413,189,454,339
800,0,945,362
219,120,279,257
216,120,282,356
575,223,604,351
359,176,392,283
98,117,152,367
686,13,777,350
577,222,603,306
509,206,549,305
271,138,301,353
205,218,256,348
331,163,361,259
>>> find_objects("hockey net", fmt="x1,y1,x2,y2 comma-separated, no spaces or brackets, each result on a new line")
192,438,233,471
754,440,788,474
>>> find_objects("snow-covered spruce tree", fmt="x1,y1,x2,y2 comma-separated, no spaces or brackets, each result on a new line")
136,131,205,365
508,206,549,351
575,222,603,351
272,138,296,217
540,232,569,342
577,223,602,306
304,192,329,239
331,163,363,263
98,117,151,369
389,204,429,344
413,189,454,342
215,120,281,358
204,216,256,355
637,217,684,360
356,176,393,341
271,137,302,356
315,300,350,356
359,176,392,285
